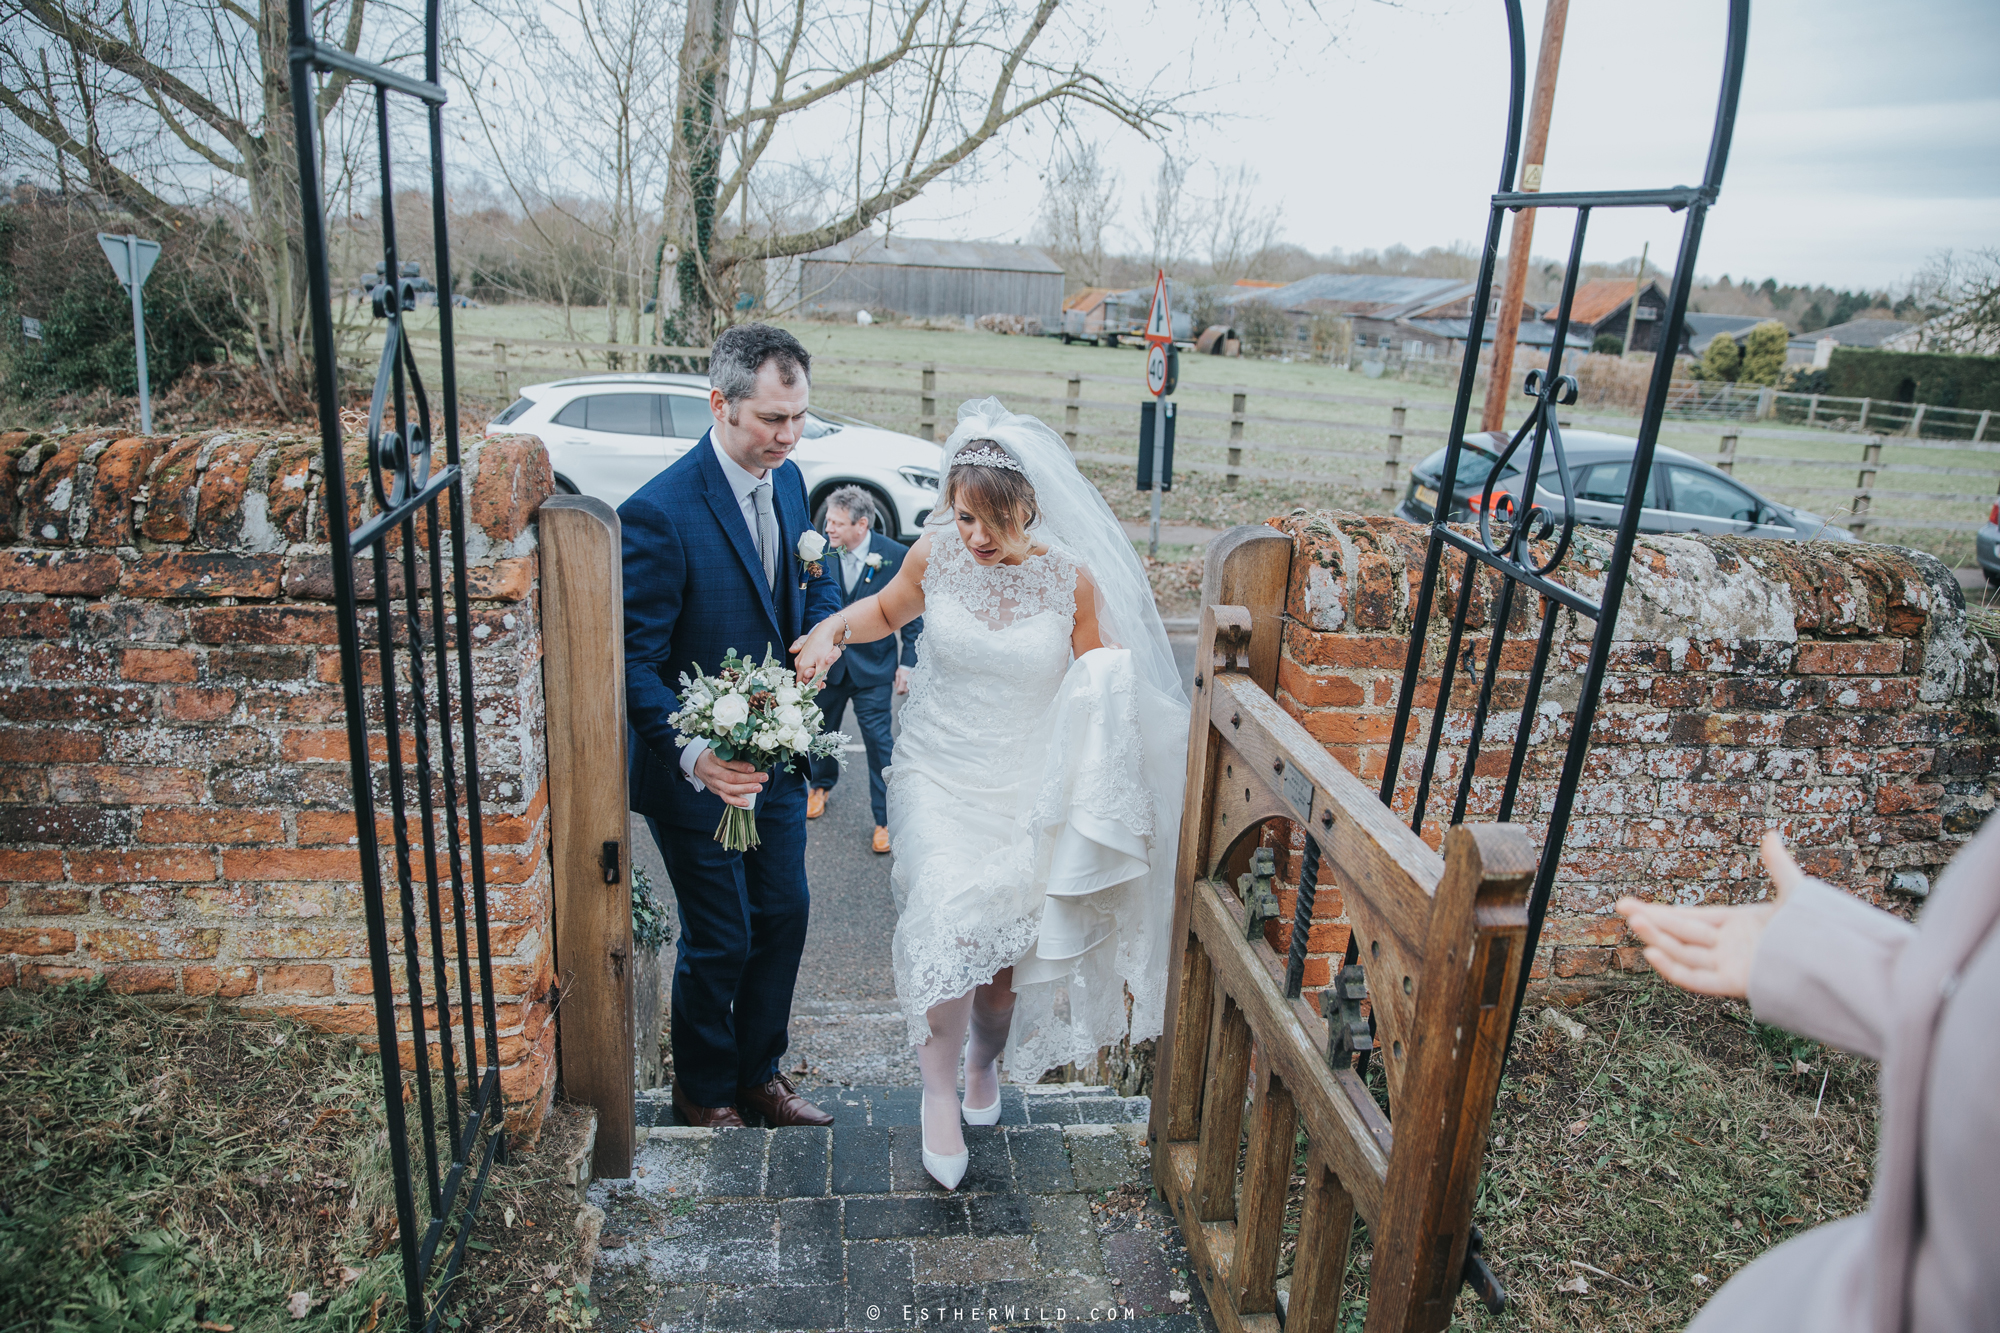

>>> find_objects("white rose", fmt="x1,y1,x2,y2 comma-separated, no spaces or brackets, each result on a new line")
784,727,809,750
775,703,804,729
711,694,750,728
797,530,828,561
775,683,801,705
754,727,780,749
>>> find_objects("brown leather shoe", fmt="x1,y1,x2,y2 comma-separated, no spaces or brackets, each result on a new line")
738,1073,834,1128
871,825,891,854
807,787,828,819
672,1084,745,1129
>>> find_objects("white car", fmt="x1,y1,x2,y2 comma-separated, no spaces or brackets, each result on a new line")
487,372,943,539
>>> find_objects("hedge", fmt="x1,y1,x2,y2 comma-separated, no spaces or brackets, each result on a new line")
1824,347,2000,411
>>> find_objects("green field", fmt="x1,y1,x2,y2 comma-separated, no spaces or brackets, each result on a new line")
375,305,1994,571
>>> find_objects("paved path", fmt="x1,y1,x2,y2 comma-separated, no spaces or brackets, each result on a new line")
606,636,1216,1329
589,1087,1216,1332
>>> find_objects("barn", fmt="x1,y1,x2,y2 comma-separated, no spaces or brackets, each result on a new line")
769,234,1064,328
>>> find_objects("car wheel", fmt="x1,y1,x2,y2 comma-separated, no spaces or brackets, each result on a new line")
553,473,580,496
812,487,899,541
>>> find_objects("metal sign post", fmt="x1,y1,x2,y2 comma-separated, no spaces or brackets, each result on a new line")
1143,270,1174,557
97,234,161,434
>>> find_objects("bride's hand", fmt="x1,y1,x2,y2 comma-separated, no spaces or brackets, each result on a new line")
790,622,841,684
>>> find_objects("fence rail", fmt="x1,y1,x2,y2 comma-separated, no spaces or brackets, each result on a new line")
367,333,1999,538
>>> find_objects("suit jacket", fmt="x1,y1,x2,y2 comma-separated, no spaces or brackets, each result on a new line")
826,529,923,689
1688,813,2000,1333
619,432,843,829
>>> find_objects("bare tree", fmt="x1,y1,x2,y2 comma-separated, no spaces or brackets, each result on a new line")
1909,248,2000,354
652,0,1174,344
0,0,385,402
1034,141,1118,289
450,0,678,351
1197,164,1282,283
1137,153,1191,274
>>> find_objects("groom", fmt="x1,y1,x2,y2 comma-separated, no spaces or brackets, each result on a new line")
620,324,842,1129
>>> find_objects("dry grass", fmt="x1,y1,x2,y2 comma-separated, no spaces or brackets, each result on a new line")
0,980,407,1333
1264,982,1877,1331
0,981,595,1333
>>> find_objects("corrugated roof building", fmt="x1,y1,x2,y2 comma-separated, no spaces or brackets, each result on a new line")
770,234,1064,327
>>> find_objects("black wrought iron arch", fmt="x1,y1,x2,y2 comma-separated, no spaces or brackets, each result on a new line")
1273,0,1749,1311
287,0,504,1325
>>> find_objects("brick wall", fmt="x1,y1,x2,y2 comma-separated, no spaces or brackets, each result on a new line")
0,427,560,1132
1257,511,1999,1002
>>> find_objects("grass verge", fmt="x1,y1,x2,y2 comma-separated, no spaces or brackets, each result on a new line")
0,981,595,1333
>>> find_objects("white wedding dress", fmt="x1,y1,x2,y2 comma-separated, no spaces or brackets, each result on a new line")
887,518,1188,1081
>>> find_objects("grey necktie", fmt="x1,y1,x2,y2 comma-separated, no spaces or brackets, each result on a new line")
751,481,779,589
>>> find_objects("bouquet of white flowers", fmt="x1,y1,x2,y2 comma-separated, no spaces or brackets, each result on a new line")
669,648,848,850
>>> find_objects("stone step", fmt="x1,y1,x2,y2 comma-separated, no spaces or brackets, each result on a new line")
633,1082,1152,1132
591,1085,1216,1332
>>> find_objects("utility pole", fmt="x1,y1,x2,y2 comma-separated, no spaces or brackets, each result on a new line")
1621,241,1650,357
1479,0,1569,434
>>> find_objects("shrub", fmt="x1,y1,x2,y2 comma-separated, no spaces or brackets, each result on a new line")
0,199,246,404
1738,320,1792,386
1698,331,1742,382
1593,333,1625,355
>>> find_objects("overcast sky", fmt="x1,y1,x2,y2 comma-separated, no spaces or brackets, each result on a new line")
887,0,2000,291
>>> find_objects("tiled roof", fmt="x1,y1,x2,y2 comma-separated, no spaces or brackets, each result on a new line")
1546,279,1661,327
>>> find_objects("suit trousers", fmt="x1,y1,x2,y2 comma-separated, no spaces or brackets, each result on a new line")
808,678,894,826
646,797,810,1107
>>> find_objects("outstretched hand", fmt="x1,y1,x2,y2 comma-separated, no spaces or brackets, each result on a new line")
1614,832,1806,998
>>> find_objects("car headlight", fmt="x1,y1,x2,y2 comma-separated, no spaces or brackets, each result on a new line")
898,466,939,490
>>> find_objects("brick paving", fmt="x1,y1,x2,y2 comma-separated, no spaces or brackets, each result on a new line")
589,1085,1219,1332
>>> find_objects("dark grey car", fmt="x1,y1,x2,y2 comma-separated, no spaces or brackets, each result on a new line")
1395,429,1857,543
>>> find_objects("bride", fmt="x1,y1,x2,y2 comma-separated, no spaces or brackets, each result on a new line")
792,397,1189,1189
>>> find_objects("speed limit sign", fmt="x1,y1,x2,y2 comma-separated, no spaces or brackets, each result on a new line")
1147,342,1168,394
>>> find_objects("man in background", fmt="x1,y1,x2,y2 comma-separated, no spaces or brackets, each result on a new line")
806,486,922,853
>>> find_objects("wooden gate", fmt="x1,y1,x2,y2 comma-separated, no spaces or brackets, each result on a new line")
1149,528,1535,1333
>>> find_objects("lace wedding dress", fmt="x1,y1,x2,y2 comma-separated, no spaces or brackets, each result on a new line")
887,530,1187,1081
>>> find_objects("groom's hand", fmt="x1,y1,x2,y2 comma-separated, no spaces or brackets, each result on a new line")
694,750,768,808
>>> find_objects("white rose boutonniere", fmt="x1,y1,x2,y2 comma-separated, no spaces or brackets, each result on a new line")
797,530,828,578
865,552,885,570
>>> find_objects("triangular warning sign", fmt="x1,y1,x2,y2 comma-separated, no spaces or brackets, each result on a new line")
1146,270,1172,342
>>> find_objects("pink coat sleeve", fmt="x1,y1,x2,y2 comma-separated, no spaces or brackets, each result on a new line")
1747,875,1916,1060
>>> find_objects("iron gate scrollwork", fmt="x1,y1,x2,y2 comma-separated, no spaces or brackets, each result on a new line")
287,0,505,1325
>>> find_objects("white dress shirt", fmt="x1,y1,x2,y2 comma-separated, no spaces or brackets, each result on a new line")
681,436,772,791
838,537,869,593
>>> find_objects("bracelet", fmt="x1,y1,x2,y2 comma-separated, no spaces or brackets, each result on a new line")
838,612,853,643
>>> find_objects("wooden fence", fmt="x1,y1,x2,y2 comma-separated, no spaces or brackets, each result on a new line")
373,332,1999,538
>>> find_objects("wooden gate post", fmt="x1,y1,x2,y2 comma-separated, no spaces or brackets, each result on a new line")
540,496,635,1178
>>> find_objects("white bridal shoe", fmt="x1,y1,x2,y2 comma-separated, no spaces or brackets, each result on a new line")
960,1061,1002,1125
920,1096,969,1190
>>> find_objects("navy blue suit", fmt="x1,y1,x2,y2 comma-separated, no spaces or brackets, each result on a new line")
619,432,841,1107
809,531,923,825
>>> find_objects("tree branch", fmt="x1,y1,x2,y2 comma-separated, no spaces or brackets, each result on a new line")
317,0,371,119
0,80,187,222
728,1,1166,263
717,0,935,136
16,0,248,145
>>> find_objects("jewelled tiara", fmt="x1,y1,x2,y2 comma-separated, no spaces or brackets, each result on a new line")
952,443,1024,474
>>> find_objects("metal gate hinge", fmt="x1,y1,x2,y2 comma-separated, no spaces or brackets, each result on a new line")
1327,963,1372,1065
601,840,621,885
1237,846,1279,942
